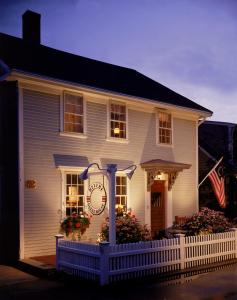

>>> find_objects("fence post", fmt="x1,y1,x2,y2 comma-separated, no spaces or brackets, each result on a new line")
231,228,237,259
55,234,64,271
99,241,110,286
175,233,185,270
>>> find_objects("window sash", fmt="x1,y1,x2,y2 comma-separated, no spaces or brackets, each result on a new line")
110,103,127,139
115,175,127,211
64,92,84,134
65,173,84,215
158,112,172,144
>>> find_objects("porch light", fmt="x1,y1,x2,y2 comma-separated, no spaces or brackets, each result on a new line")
79,163,137,245
113,127,120,135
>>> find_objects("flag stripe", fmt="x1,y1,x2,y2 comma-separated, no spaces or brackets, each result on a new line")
208,168,226,208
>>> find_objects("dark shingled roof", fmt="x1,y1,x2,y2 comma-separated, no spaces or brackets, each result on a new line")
0,32,212,114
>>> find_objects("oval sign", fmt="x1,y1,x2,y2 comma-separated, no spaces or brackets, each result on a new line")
87,182,107,215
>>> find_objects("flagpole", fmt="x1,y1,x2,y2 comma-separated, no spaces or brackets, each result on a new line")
198,156,223,188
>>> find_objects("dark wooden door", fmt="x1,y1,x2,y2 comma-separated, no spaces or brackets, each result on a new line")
151,180,165,237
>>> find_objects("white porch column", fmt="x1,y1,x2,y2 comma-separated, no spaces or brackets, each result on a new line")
107,164,117,245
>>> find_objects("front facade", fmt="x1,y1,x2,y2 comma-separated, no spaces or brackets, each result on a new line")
0,10,212,260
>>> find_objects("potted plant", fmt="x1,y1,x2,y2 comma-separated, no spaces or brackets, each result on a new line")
60,211,91,240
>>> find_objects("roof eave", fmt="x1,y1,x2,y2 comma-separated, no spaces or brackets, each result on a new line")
9,68,213,117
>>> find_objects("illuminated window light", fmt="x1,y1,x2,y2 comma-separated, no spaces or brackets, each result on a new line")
114,127,120,135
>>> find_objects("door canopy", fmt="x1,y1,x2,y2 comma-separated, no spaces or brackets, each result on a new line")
141,159,191,191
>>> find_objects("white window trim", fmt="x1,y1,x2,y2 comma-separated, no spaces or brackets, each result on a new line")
60,169,88,218
156,111,173,147
60,91,87,139
115,172,130,212
106,100,129,143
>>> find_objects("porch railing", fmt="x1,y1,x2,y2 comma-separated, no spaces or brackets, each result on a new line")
55,228,237,285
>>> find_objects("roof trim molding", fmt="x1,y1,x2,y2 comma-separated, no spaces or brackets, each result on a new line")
9,69,213,118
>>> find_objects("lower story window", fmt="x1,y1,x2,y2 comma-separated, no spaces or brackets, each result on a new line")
65,173,84,215
116,176,127,212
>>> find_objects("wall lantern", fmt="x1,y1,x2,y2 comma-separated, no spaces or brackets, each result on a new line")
79,162,136,245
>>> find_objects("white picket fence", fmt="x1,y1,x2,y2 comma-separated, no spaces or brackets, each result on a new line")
55,228,237,285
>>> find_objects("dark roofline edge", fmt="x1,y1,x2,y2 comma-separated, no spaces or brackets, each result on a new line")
10,69,213,117
203,120,236,127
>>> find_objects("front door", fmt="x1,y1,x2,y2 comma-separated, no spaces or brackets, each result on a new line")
151,180,165,237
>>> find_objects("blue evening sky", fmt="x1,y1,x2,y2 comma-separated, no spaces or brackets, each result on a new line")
1,0,236,122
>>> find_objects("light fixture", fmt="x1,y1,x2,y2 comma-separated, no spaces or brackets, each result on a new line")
114,127,120,135
79,163,102,180
125,165,137,180
79,168,89,180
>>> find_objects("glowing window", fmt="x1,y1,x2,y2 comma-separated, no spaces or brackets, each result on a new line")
115,176,127,212
65,173,84,216
110,103,127,139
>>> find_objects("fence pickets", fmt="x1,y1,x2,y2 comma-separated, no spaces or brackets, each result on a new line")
55,228,237,285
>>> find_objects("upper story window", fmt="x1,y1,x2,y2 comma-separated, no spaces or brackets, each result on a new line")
65,173,84,216
64,92,84,133
157,111,172,145
110,102,127,139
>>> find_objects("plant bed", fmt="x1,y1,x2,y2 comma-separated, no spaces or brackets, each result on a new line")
99,212,151,244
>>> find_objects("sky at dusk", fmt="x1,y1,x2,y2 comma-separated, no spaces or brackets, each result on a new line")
1,0,236,123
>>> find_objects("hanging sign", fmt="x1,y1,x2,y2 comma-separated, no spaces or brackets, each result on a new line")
87,182,107,215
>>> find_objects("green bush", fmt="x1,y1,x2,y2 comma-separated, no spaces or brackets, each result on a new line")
100,212,151,244
174,207,232,236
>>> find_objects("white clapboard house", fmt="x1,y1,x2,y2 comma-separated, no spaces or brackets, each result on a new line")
0,10,212,261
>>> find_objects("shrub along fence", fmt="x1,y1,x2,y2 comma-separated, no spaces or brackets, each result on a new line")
55,228,237,285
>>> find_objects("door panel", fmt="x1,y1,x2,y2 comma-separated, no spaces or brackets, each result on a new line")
151,180,165,237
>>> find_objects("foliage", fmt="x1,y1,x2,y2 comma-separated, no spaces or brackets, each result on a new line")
173,207,232,236
99,212,151,244
60,211,91,240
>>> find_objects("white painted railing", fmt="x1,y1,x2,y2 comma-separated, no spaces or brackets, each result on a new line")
55,228,237,285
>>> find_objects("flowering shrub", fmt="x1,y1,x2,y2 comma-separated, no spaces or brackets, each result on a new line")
174,207,232,236
100,212,151,244
60,211,91,240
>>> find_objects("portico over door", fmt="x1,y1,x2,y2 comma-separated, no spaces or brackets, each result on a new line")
141,159,191,191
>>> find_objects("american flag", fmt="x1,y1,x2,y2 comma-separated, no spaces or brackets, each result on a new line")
208,166,226,208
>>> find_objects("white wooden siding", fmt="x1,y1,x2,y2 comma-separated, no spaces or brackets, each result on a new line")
23,88,197,257
172,118,197,217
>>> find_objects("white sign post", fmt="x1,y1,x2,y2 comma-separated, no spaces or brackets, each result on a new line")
79,162,136,246
106,164,117,245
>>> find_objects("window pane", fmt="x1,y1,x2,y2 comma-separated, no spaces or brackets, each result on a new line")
78,185,84,195
116,186,120,195
78,196,84,206
116,177,120,185
116,196,120,204
122,186,127,195
72,175,77,184
121,177,126,185
73,124,83,133
66,174,71,184
121,196,126,205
